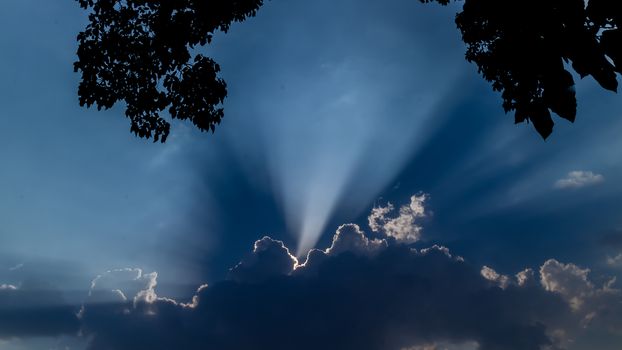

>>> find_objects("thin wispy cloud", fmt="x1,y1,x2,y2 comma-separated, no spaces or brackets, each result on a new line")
607,253,622,267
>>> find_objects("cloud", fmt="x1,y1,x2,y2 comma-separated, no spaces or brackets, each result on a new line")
368,193,428,242
480,266,511,289
516,269,536,287
554,171,604,189
539,259,622,333
228,237,299,283
85,268,158,305
0,282,79,339
74,225,621,350
540,259,595,311
607,253,622,267
324,223,388,256
80,244,566,350
8,263,23,272
1,216,621,349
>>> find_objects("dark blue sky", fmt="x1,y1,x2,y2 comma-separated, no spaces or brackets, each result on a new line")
1,0,621,349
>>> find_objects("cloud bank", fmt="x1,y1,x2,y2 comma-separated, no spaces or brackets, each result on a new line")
0,281,79,340
1,196,620,349
74,230,620,350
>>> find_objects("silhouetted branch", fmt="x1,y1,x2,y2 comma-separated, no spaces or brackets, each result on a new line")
424,0,622,139
74,0,263,142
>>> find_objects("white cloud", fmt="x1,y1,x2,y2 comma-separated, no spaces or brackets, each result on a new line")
325,223,387,256
86,268,159,305
71,232,622,350
515,268,535,287
481,266,510,289
554,171,604,189
540,259,595,310
228,237,299,283
368,193,428,242
419,245,462,261
0,284,17,290
482,267,536,289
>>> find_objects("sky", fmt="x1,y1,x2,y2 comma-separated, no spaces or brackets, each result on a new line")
1,0,622,349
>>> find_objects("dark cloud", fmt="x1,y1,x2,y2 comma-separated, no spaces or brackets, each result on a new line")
600,229,622,249
0,282,79,339
75,226,591,350
228,236,298,283
1,197,621,349
1,227,620,349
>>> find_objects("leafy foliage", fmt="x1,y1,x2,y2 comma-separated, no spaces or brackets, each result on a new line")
74,0,263,142
423,0,622,139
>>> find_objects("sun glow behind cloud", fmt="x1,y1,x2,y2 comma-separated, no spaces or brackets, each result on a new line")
231,60,459,255
214,0,465,255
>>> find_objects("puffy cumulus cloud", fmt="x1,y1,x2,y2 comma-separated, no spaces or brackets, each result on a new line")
76,226,584,350
554,171,604,189
369,193,428,242
540,260,596,311
481,267,540,290
325,223,387,256
516,269,536,287
227,224,387,281
539,259,622,333
4,226,621,349
419,245,464,262
293,223,389,275
228,236,299,283
84,268,159,306
480,266,511,289
78,268,196,350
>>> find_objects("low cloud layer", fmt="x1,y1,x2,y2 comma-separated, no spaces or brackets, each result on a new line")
554,171,604,189
79,239,566,350
74,228,621,350
1,196,621,349
0,281,79,340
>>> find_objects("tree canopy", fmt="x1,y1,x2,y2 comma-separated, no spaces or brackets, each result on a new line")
75,0,622,141
424,0,622,139
74,0,263,142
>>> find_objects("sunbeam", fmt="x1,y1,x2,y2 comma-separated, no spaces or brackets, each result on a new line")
212,0,465,255
226,57,461,255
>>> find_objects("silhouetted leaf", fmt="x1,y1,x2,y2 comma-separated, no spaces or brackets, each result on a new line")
424,0,622,139
74,0,264,142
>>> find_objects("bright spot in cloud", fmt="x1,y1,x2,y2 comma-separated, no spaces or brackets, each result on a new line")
218,1,463,256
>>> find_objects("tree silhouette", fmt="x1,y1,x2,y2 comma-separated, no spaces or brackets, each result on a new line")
423,0,622,139
74,0,263,142
76,1,622,142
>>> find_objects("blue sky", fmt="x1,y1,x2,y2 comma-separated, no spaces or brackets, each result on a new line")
1,0,622,349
